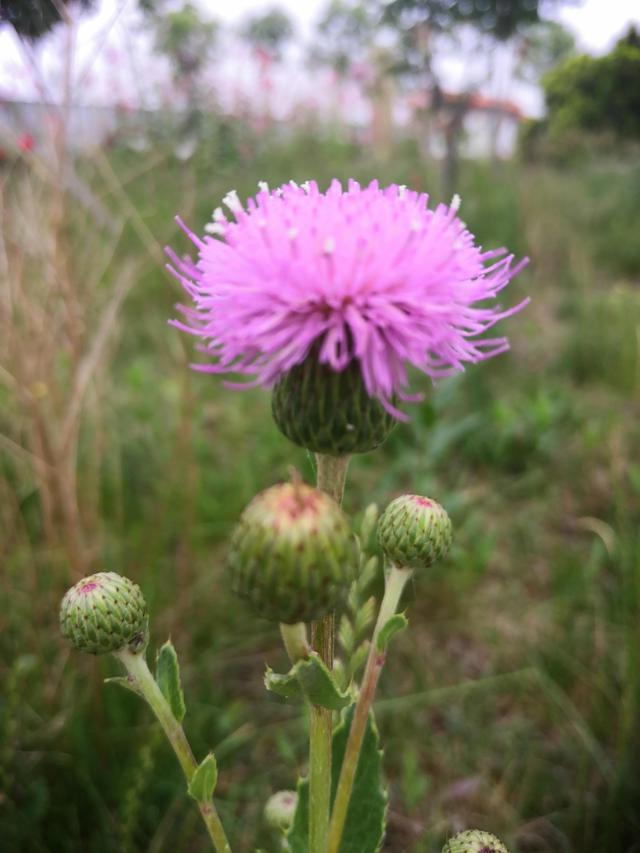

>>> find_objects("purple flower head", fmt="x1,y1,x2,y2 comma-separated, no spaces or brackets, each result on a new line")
167,179,528,420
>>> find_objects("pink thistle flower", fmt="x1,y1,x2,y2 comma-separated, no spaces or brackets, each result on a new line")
167,179,528,420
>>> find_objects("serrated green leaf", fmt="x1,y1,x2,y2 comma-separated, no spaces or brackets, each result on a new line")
265,654,350,711
376,613,409,652
347,582,359,612
339,617,355,652
288,704,387,853
155,640,186,722
358,503,379,549
188,753,218,802
350,640,370,678
360,556,379,587
264,665,304,699
296,654,351,710
354,597,376,635
286,775,309,853
104,675,141,696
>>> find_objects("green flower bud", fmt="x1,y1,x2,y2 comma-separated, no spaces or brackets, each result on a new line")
264,790,297,832
442,829,510,853
227,482,355,624
377,495,452,570
271,353,396,456
60,572,148,655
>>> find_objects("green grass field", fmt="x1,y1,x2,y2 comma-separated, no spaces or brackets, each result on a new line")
1,126,639,852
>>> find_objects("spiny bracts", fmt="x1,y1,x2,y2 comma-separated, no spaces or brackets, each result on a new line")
271,351,396,455
378,495,452,570
60,572,148,655
442,829,510,853
227,481,355,624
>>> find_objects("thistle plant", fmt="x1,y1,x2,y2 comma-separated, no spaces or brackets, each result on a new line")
61,179,526,851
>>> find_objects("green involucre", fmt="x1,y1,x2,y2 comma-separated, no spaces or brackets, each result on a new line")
442,829,510,853
272,354,396,456
377,495,452,570
59,572,148,655
227,482,356,623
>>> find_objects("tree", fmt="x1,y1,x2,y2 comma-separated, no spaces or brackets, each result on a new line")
240,6,294,122
153,3,218,84
240,7,294,60
138,0,219,137
380,0,576,193
543,27,640,140
382,0,564,42
516,19,576,83
310,1,377,78
0,0,93,40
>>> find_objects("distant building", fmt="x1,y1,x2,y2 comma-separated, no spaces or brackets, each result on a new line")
0,99,149,151
405,89,524,159
0,87,525,159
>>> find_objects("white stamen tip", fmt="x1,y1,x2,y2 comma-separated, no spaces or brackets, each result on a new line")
289,180,299,189
450,193,461,212
301,180,311,194
223,189,243,214
205,223,226,236
398,184,407,197
258,181,269,192
323,237,335,254
212,207,226,222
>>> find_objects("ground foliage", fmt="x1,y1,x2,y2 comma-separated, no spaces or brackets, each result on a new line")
1,128,640,852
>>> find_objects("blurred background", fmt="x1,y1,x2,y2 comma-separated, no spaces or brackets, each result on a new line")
1,1,640,851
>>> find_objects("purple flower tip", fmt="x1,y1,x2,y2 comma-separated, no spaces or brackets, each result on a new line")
167,179,528,416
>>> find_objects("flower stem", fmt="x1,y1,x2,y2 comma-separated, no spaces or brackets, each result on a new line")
315,453,350,504
308,453,350,853
327,565,413,853
115,650,232,853
309,703,333,852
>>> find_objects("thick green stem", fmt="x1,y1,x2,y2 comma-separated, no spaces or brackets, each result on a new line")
315,454,350,504
309,704,333,853
327,565,413,853
308,453,350,853
116,650,232,853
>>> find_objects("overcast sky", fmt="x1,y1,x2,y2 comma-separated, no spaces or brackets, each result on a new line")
208,0,640,52
0,0,638,113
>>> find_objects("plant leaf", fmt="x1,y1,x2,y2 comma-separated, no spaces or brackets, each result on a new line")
288,704,387,853
286,775,309,853
155,640,186,722
264,665,304,700
265,654,350,711
188,753,218,802
375,613,409,652
354,596,376,636
350,640,370,678
296,654,351,710
104,675,141,696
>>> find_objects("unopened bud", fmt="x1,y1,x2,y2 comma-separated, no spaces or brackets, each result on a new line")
272,354,396,455
264,790,297,832
227,482,355,624
377,495,452,570
60,572,148,655
442,829,510,853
